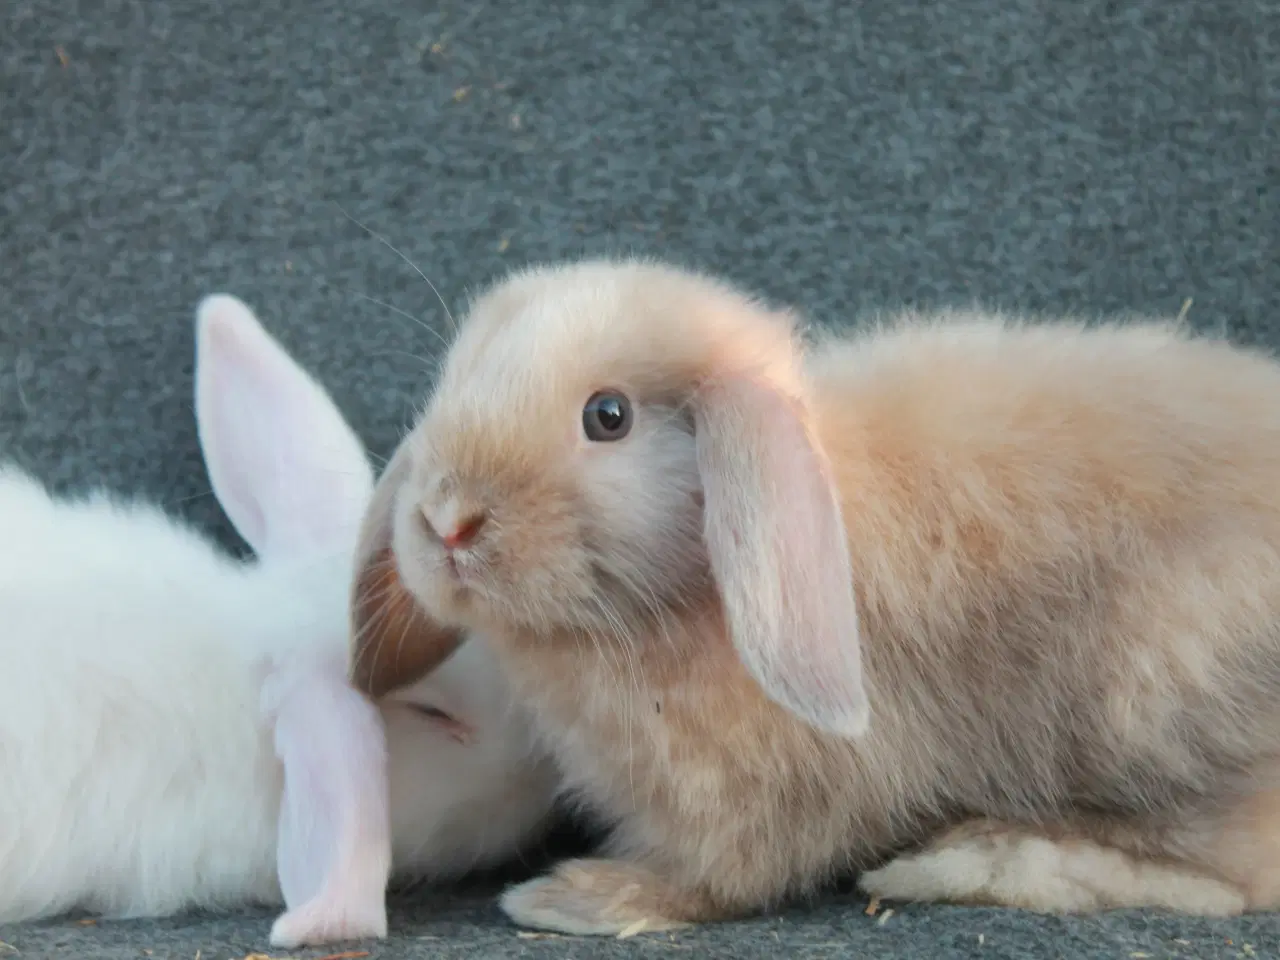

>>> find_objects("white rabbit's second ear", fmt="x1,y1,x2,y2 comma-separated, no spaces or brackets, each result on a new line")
695,375,869,739
194,294,375,560
263,659,391,948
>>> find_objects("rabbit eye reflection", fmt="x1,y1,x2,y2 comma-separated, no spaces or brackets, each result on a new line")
582,391,633,442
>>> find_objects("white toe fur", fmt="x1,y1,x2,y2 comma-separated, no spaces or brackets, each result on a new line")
859,827,1246,916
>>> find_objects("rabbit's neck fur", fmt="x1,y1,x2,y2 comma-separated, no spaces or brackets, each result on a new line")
490,607,932,911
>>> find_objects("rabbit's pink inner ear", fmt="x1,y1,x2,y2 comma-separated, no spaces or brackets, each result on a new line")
264,661,392,941
194,294,375,561
695,375,869,739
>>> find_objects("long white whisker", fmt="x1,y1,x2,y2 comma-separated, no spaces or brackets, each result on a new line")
333,203,459,335
352,292,452,353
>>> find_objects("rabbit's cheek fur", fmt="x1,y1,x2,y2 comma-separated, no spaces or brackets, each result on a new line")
407,402,708,636
575,410,711,622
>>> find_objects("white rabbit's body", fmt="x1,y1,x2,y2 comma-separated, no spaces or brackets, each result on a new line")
1,473,266,920
0,468,317,920
0,295,558,944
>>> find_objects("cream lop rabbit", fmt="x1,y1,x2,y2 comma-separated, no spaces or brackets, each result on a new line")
349,257,1280,935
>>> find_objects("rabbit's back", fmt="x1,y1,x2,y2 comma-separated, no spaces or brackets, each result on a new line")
0,473,282,921
809,313,1280,833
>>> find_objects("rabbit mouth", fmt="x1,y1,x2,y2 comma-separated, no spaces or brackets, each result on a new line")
429,555,494,622
442,551,485,591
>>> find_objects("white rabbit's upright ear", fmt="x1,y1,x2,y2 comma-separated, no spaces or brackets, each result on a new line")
194,294,375,560
694,373,869,739
262,656,391,948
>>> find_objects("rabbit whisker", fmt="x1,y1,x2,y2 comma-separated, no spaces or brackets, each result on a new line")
334,203,459,337
353,292,452,356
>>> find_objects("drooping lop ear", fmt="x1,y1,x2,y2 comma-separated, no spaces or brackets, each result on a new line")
262,656,391,948
349,438,466,699
694,373,869,739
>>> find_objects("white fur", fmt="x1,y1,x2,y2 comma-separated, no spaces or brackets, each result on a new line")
0,295,558,941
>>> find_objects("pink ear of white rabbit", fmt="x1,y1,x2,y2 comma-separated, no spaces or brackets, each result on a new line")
261,655,393,948
193,292,375,562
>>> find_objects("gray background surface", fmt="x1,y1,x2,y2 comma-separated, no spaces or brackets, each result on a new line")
1,0,1277,957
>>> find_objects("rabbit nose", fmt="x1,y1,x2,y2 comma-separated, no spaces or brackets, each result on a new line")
422,505,487,550
441,511,487,549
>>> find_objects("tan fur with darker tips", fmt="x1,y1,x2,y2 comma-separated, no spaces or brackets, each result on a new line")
351,257,1280,932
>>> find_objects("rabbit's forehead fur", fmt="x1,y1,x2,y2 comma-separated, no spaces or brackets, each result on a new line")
430,260,800,436
398,258,802,631
419,258,803,484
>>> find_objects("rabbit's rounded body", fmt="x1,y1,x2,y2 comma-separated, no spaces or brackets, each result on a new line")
485,314,1280,920
811,315,1280,834
0,468,284,921
0,474,555,922
352,259,1280,933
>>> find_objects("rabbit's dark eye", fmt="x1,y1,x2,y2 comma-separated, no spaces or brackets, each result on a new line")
583,391,633,442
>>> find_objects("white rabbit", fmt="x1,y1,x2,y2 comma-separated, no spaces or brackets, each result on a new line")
0,295,559,947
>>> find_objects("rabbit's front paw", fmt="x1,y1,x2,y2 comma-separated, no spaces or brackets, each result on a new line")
500,858,696,936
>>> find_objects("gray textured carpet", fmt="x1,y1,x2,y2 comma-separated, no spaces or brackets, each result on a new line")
2,0,1278,957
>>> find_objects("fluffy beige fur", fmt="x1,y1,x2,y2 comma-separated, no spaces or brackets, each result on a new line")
350,258,1280,934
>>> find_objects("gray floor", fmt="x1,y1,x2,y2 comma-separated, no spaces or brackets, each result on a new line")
1,0,1278,957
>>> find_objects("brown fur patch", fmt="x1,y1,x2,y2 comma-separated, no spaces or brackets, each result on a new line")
350,547,463,698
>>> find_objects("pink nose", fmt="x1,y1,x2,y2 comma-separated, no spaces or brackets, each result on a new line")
440,512,487,550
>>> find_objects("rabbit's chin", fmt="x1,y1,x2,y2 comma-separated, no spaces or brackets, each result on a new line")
397,547,616,641
410,569,623,643
396,553,528,637
398,562,478,627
